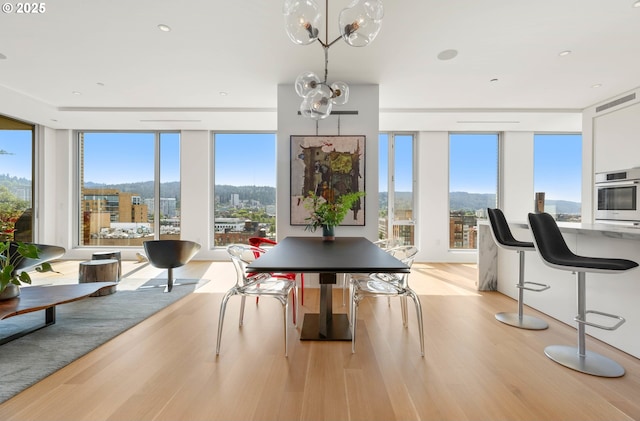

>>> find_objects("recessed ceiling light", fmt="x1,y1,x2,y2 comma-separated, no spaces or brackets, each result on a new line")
219,91,228,96
0,53,6,60
558,50,572,57
437,49,458,61
72,91,82,95
157,24,171,32
634,0,640,8
591,83,602,88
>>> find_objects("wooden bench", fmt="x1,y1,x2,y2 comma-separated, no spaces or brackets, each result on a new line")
0,282,117,345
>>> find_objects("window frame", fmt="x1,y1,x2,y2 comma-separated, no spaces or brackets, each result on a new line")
379,131,418,245
211,131,278,248
533,132,582,222
448,132,500,251
74,130,180,247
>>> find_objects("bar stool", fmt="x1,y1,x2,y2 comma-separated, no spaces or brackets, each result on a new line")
487,208,550,329
528,212,638,377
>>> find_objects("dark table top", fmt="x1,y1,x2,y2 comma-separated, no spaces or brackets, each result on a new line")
247,236,410,273
0,282,118,320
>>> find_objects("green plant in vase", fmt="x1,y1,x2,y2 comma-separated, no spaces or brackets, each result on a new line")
304,191,365,240
0,241,56,299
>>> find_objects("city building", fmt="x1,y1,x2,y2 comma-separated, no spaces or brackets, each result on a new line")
81,188,148,244
144,197,178,218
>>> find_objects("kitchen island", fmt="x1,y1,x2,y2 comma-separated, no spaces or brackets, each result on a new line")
478,219,640,358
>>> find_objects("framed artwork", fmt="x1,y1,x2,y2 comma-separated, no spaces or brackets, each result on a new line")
290,135,365,226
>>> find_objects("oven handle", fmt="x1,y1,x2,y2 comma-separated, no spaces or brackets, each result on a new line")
596,180,640,188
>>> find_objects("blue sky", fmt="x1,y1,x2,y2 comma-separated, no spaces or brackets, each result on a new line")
0,130,581,202
534,133,582,203
0,130,32,178
449,133,582,203
214,133,276,186
379,133,413,192
82,132,180,184
449,133,499,194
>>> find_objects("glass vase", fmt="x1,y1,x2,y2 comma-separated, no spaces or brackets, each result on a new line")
322,225,335,242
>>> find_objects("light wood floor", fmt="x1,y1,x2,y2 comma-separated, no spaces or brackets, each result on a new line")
1,260,640,421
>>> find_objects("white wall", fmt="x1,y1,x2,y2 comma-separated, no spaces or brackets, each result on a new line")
501,132,535,220
276,84,380,241
179,130,211,252
416,131,458,262
37,129,74,251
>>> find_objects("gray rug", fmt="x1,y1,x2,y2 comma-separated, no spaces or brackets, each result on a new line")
0,278,208,404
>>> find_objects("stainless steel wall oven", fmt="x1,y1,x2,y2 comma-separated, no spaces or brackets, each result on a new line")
595,168,640,223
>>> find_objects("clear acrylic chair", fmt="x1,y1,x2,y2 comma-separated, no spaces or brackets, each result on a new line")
248,237,305,305
341,238,400,305
349,245,424,356
216,244,298,357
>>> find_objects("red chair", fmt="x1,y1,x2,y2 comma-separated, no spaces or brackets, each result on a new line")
248,237,305,305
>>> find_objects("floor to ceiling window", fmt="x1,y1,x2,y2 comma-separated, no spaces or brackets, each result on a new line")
78,131,180,247
0,115,34,242
534,133,582,222
213,133,276,247
379,133,416,245
449,133,498,249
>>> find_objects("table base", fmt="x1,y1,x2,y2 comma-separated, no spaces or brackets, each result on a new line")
300,313,352,341
0,307,55,346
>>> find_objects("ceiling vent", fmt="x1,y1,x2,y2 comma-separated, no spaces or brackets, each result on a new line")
596,93,636,113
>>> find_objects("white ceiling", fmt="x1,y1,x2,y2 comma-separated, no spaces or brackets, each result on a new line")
1,0,639,131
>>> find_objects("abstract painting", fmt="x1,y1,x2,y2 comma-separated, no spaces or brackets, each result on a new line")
290,135,365,226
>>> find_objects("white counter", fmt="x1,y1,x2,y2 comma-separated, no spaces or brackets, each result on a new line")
478,219,640,358
503,220,640,239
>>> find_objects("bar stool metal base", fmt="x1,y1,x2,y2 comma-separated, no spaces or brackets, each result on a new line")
544,345,625,377
495,312,548,330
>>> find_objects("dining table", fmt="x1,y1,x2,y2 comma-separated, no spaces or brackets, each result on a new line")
246,236,410,340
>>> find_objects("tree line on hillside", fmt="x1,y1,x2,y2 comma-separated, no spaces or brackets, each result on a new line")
449,192,498,211
84,182,277,206
0,174,31,189
8,177,583,215
448,191,581,214
214,185,277,205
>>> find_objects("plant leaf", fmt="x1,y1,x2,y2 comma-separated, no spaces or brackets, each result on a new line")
35,262,59,274
18,271,32,285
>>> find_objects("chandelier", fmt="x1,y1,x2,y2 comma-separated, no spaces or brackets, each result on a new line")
283,0,384,120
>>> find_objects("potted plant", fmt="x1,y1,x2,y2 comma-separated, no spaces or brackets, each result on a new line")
304,191,365,241
0,241,56,300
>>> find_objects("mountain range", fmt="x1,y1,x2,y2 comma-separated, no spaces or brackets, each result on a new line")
449,191,581,214
66,182,584,215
